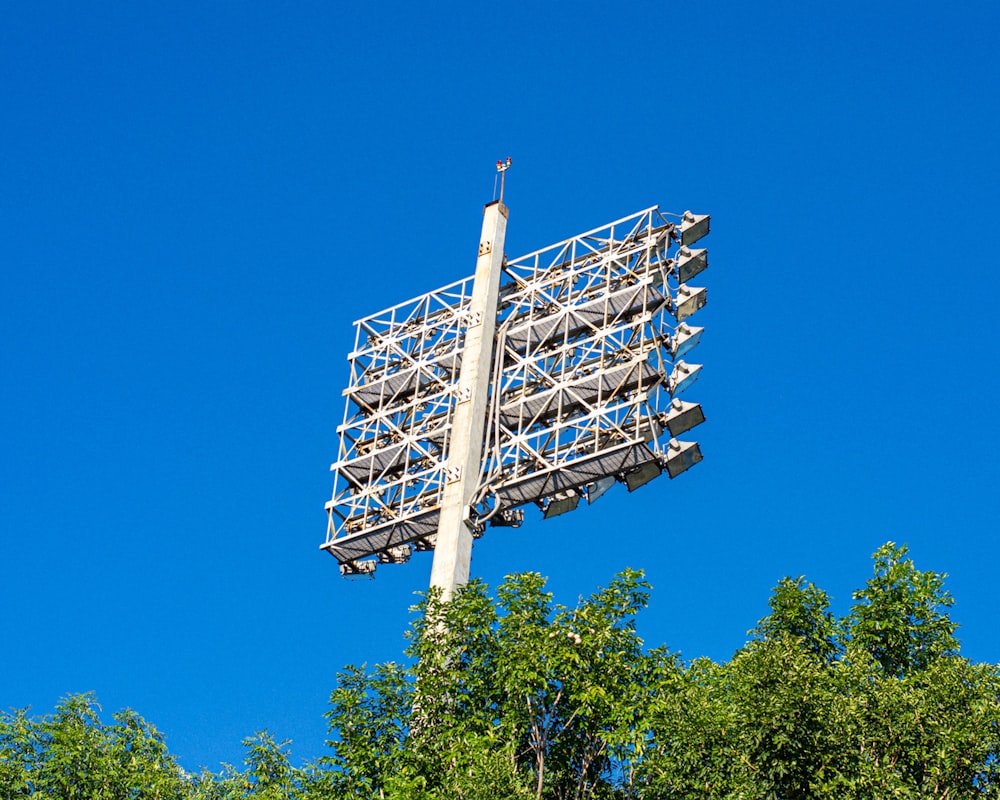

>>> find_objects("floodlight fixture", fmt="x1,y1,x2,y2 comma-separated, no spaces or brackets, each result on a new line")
676,247,708,283
586,475,616,504
543,489,581,518
624,460,662,492
378,545,413,564
680,211,710,246
490,508,524,528
340,559,377,580
663,439,703,478
671,324,704,359
673,284,707,322
662,398,706,437
669,360,703,395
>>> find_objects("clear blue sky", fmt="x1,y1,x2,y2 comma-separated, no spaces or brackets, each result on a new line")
3,0,999,772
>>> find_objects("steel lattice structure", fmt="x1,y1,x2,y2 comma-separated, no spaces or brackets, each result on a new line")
323,204,709,578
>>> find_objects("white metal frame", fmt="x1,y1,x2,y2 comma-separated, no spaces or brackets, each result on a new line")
323,206,708,573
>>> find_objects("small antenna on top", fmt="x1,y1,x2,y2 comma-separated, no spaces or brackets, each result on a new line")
495,156,512,203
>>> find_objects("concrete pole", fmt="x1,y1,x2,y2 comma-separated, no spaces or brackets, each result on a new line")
429,200,508,599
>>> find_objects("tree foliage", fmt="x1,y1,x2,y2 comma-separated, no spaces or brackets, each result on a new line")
316,544,1000,798
3,543,998,798
0,693,185,798
847,542,959,676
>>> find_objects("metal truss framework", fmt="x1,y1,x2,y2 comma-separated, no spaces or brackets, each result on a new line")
323,206,709,573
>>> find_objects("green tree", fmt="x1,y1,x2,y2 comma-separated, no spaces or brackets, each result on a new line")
0,706,42,797
6,542,998,800
752,576,841,662
35,693,116,798
240,731,310,799
636,545,1000,798
321,661,415,797
321,570,656,799
636,655,737,797
0,694,187,799
847,542,958,677
185,764,246,800
106,707,186,798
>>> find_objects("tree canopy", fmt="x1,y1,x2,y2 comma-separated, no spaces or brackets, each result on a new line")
3,543,998,798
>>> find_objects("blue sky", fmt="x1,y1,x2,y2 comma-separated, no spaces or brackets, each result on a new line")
3,0,999,772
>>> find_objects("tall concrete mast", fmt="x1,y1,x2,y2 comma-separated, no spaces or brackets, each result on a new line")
428,199,508,599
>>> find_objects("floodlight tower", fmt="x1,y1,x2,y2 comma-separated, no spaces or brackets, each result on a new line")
322,163,710,595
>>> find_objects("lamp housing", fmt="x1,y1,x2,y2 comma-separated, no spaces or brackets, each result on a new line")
680,212,710,246
378,545,413,565
673,284,707,322
624,460,662,492
676,247,708,283
663,398,706,437
670,324,703,359
543,489,581,518
669,361,703,395
340,559,377,580
586,475,616,504
490,508,525,527
663,439,703,478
